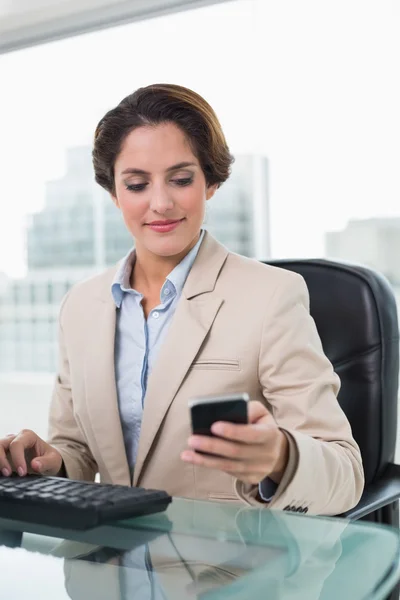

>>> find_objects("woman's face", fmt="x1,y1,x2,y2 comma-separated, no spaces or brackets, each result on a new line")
112,122,217,260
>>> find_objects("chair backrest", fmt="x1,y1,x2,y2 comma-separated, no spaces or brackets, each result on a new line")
264,258,399,485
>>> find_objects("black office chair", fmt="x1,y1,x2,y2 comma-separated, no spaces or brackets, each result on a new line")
264,258,400,527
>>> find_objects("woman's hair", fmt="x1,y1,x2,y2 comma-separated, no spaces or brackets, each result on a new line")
92,83,234,195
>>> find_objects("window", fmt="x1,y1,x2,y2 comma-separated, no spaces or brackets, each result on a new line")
33,283,50,305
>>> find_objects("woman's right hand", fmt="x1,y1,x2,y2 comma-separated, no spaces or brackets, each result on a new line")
0,430,63,477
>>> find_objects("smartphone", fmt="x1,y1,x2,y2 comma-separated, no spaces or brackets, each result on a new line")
189,392,249,438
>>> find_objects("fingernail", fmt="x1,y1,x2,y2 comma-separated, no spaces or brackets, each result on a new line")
34,461,41,471
17,467,25,477
211,423,224,435
189,438,202,449
1,468,10,477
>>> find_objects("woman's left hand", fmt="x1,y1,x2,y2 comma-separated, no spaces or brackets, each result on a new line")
181,400,289,485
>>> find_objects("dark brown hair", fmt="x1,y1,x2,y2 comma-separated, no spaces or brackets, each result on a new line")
92,83,234,195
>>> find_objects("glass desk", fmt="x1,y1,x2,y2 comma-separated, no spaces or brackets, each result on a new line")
0,497,399,599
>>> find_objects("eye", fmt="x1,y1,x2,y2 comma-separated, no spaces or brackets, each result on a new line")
172,177,193,187
125,183,148,192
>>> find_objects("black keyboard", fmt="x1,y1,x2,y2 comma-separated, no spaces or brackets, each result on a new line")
0,475,172,530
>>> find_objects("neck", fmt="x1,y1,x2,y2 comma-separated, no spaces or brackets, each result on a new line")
131,233,200,292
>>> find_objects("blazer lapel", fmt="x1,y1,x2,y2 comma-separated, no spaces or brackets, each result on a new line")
84,271,131,486
133,233,229,486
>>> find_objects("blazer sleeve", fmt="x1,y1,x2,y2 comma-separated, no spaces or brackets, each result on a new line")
235,272,364,515
47,295,97,482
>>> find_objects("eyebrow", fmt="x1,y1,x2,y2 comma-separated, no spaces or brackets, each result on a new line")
121,162,197,176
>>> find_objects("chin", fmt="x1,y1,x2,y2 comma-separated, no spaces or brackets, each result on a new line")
135,225,201,258
149,241,189,258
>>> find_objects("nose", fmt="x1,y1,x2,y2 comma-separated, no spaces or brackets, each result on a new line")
149,184,174,214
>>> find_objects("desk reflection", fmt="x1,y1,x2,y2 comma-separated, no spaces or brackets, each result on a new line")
53,505,346,600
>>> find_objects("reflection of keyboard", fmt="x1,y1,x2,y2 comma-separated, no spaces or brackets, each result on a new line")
0,475,172,530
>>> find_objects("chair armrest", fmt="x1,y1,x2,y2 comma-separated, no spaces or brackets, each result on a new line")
340,463,400,520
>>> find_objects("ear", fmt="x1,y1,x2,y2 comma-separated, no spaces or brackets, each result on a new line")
111,193,120,209
206,184,218,201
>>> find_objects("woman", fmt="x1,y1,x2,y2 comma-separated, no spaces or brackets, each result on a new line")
0,84,364,515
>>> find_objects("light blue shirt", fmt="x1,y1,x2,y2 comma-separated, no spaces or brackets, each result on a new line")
111,230,276,500
112,231,205,480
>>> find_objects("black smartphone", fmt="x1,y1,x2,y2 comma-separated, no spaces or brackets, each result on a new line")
189,392,249,438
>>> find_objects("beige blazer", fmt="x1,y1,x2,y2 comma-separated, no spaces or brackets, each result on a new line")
48,231,364,515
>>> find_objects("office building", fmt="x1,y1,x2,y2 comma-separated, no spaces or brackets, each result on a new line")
27,146,132,270
0,146,132,373
205,154,270,258
325,218,400,286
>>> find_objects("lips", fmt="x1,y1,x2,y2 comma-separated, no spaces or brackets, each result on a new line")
148,219,181,226
145,218,184,233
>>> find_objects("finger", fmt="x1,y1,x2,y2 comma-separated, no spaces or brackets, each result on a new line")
0,435,15,476
181,450,269,485
182,450,270,488
229,470,269,486
30,457,43,473
247,400,271,423
9,430,39,476
181,449,248,473
188,435,256,460
210,421,274,445
30,450,61,475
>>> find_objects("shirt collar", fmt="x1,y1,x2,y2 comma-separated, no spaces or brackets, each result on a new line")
111,248,136,308
111,230,205,308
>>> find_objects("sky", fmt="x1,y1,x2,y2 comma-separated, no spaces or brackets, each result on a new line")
0,0,399,276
